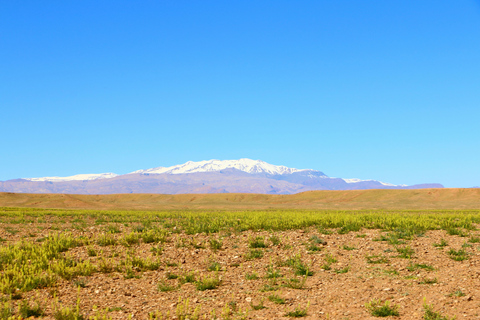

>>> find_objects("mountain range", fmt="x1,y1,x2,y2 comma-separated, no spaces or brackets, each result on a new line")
0,159,443,194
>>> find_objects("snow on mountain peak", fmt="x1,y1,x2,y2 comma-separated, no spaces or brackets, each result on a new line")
131,159,308,175
342,178,404,187
24,173,119,182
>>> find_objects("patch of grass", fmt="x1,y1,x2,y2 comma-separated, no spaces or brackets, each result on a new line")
365,300,399,317
165,261,178,267
294,262,313,277
433,239,448,248
4,227,19,235
249,236,267,248
407,263,434,272
269,234,281,246
283,276,307,290
245,249,264,260
96,233,117,246
142,229,169,244
166,272,179,280
468,236,480,243
334,266,350,274
448,248,469,261
461,242,472,248
209,238,223,251
447,228,468,237
423,301,455,320
189,239,205,249
150,245,163,256
265,265,282,279
448,289,465,297
121,232,140,246
309,235,326,245
268,294,285,304
180,272,196,284
395,246,415,259
366,255,389,264
207,261,222,272
11,292,22,300
285,304,308,318
104,225,121,234
250,300,265,310
286,255,314,276
195,274,221,291
53,297,85,320
0,302,13,319
321,263,332,270
317,227,333,235
245,272,258,280
258,284,279,292
324,253,337,264
72,277,87,288
123,267,140,279
338,224,361,234
174,298,200,320
158,280,176,292
306,244,322,252
384,269,399,276
105,306,122,312
374,234,403,245
87,247,97,257
342,245,356,251
420,277,438,284
98,258,115,273
19,300,44,318
126,255,161,271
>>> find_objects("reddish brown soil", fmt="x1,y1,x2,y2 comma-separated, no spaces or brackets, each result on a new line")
2,220,480,319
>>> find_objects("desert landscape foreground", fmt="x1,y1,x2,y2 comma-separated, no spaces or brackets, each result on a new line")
0,189,479,319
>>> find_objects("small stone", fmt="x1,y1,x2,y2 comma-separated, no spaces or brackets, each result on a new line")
245,297,252,303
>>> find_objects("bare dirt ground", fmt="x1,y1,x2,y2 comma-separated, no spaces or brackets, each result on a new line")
2,218,480,319
1,188,480,211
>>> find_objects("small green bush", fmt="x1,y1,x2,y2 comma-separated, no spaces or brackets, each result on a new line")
245,249,264,260
195,275,221,291
268,294,285,304
249,236,267,248
423,301,455,320
19,300,44,318
365,300,399,317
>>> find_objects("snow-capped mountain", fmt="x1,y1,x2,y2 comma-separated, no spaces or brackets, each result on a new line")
24,173,119,182
0,159,443,194
342,178,406,187
131,159,309,176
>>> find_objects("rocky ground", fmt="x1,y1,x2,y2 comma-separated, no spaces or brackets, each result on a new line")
1,220,480,319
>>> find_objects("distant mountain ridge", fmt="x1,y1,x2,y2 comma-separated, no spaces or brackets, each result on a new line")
131,158,310,176
0,159,443,194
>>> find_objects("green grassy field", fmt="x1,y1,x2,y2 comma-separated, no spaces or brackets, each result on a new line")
2,206,480,234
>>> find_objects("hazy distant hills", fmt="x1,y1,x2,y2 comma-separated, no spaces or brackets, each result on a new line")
0,159,443,194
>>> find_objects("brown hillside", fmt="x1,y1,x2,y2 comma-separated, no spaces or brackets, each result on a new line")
1,188,479,210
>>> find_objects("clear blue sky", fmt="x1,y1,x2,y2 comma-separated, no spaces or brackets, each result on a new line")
1,1,479,187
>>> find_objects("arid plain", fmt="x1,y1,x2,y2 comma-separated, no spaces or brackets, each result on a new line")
0,188,479,319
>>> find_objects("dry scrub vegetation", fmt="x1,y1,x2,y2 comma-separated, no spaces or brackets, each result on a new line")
0,207,480,319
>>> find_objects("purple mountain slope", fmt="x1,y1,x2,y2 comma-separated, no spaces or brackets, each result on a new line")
0,159,443,194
